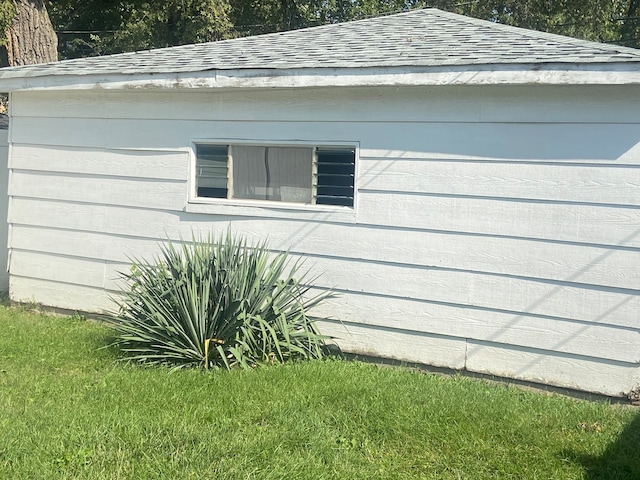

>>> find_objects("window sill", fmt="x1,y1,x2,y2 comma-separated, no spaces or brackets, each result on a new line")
184,198,357,224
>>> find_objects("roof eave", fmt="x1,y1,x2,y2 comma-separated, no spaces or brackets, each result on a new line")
2,63,640,91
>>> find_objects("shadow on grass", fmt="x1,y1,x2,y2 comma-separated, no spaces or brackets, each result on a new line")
567,411,640,479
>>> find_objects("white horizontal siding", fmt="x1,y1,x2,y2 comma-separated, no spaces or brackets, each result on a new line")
9,198,109,232
9,203,640,290
360,160,640,206
465,341,640,397
11,86,640,124
10,116,640,166
9,170,187,210
10,276,116,312
321,319,640,397
317,319,468,370
9,221,640,330
9,223,640,364
312,292,639,364
358,193,640,248
7,84,640,396
10,250,109,289
13,191,640,249
0,129,8,290
10,144,188,180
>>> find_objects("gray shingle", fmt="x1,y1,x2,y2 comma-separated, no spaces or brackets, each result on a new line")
2,8,640,80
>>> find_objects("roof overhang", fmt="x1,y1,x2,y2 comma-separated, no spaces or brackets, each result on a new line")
2,63,640,91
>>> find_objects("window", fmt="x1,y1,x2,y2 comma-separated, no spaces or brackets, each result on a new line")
194,143,355,207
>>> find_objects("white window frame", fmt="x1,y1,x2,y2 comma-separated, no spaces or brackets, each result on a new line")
185,139,358,223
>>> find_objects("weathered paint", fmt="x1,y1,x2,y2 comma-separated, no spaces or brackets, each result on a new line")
4,63,640,92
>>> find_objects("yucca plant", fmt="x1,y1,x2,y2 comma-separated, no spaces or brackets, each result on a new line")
105,231,330,369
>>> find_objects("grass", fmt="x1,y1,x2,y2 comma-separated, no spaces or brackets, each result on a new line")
0,306,638,479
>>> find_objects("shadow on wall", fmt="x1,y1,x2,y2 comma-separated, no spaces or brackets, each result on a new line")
568,411,640,479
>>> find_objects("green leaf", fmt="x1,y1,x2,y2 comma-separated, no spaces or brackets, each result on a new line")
104,229,331,369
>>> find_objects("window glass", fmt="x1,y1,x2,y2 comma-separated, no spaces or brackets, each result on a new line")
316,148,355,207
194,143,355,207
195,144,228,198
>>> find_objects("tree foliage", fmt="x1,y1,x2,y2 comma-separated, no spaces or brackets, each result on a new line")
0,1,14,46
47,0,232,57
431,0,632,45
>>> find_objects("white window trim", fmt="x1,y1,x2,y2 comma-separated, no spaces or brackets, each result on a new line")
185,139,358,223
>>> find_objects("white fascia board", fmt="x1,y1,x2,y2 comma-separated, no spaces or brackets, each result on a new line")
2,63,640,91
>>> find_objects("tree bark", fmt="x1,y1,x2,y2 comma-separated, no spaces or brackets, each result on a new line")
3,0,57,66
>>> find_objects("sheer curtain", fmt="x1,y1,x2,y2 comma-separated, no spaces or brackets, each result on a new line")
232,146,313,203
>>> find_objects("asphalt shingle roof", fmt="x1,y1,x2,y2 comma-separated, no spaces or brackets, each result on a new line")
2,8,640,80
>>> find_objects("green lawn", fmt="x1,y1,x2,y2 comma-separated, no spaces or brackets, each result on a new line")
0,306,638,479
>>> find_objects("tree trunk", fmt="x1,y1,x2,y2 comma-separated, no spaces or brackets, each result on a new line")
3,0,57,66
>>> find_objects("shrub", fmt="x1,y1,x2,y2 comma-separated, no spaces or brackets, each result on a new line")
105,232,330,369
